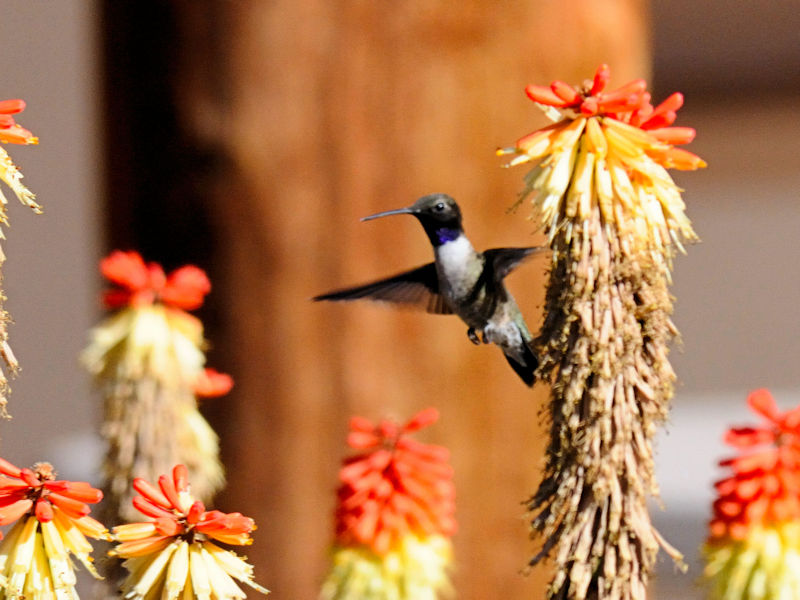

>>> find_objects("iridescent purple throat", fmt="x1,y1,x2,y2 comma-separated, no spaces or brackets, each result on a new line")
436,228,460,244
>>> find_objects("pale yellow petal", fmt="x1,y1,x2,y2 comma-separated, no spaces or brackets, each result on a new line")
163,540,189,600
198,544,245,599
122,541,177,600
188,544,211,600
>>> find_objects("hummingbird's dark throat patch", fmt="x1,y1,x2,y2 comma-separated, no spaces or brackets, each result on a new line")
435,228,460,245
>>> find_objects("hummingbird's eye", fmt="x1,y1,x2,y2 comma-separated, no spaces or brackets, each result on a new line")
434,202,445,212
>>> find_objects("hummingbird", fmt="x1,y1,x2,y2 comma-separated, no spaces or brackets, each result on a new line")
313,193,542,386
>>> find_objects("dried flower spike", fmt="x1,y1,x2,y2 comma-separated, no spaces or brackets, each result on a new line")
704,389,800,600
82,250,224,523
110,464,268,599
0,458,108,599
0,99,41,417
502,66,702,600
320,408,456,600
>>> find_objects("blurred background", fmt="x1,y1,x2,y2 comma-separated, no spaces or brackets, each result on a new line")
0,1,798,598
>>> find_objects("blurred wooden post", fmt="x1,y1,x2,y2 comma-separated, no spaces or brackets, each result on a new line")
104,1,649,598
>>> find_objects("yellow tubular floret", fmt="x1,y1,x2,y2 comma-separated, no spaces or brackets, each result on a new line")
164,540,190,600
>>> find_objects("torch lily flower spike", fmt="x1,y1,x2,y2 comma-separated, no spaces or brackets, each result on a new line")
320,408,456,600
110,464,268,599
0,458,108,600
704,389,800,600
502,65,703,600
82,251,225,523
0,98,41,416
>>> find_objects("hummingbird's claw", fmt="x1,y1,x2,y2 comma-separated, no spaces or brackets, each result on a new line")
467,328,481,345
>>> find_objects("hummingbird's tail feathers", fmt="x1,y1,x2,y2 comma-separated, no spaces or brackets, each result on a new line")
503,342,539,387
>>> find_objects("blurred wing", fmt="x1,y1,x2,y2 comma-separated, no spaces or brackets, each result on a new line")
313,263,452,315
483,246,546,281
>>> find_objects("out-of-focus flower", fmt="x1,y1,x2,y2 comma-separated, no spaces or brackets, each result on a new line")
0,458,107,599
0,98,41,417
110,464,268,599
320,408,456,600
100,250,210,311
502,66,701,600
704,389,800,600
499,63,705,254
0,100,38,145
82,251,224,523
193,368,234,399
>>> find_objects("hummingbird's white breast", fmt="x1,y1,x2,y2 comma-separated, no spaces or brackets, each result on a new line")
434,234,480,306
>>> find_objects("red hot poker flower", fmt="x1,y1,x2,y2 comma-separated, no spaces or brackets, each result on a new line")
334,408,456,555
100,250,211,310
113,464,256,554
709,389,800,541
111,464,268,598
0,457,105,538
0,99,38,145
518,63,704,170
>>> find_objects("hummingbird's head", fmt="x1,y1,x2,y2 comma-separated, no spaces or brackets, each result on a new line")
362,193,463,246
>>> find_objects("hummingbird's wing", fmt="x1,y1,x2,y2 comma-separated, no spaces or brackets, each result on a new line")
483,246,546,280
313,263,453,315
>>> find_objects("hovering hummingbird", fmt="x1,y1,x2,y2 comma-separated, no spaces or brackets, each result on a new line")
314,193,542,386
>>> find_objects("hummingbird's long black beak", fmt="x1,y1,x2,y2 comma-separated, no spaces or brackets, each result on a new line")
360,206,415,222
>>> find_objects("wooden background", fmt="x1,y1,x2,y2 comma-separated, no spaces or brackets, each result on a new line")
101,2,650,598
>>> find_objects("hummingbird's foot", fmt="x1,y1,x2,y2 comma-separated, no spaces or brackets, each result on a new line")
467,327,481,345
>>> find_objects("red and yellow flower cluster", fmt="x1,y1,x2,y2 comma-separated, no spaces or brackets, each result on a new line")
335,407,456,553
101,250,211,311
111,464,268,599
0,458,107,599
519,64,703,170
704,389,800,599
321,408,455,600
500,64,705,252
0,458,104,534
